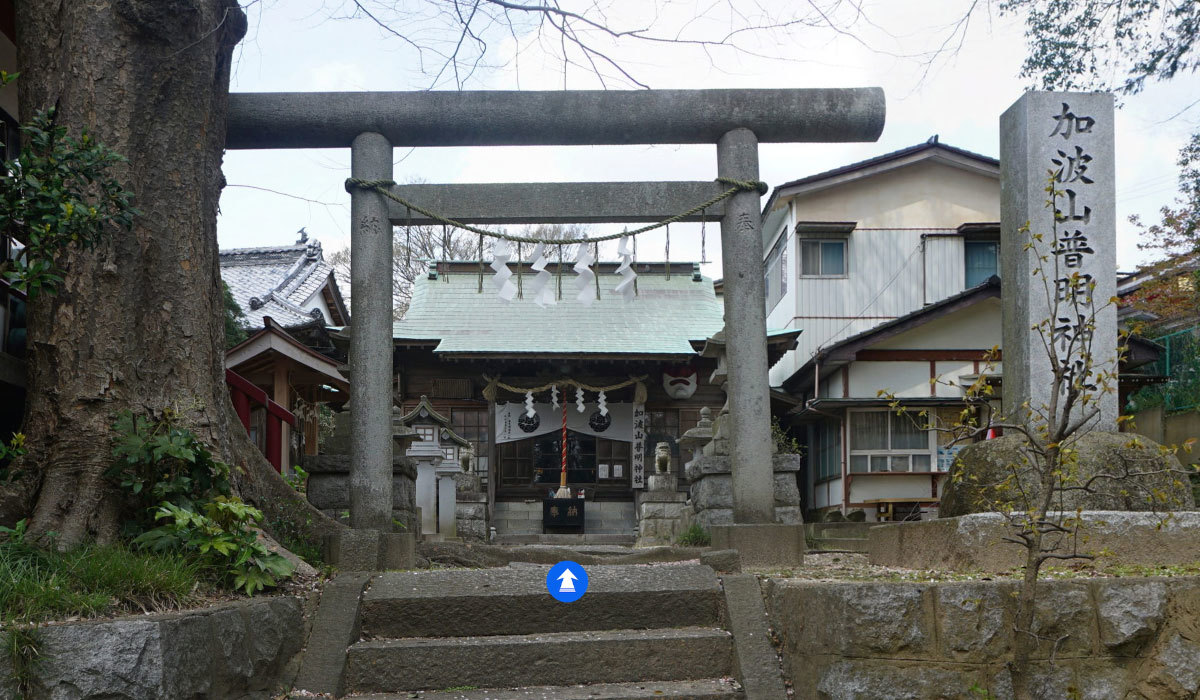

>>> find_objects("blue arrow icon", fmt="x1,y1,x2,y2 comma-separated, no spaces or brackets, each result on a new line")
546,560,589,603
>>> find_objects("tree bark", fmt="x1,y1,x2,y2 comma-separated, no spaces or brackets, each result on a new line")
4,0,341,549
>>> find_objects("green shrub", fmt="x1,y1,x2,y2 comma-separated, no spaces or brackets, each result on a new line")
107,410,233,534
676,524,712,547
109,412,294,595
134,498,293,596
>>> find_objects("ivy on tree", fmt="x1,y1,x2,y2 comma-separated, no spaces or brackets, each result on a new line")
0,99,137,296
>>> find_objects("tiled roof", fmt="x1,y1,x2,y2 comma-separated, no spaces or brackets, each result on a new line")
219,239,340,329
394,264,724,357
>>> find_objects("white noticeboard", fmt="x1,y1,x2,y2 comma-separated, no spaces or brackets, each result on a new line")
598,463,609,480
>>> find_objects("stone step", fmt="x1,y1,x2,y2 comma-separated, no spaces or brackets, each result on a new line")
494,534,637,546
809,537,869,552
347,678,743,700
344,627,734,693
361,564,722,638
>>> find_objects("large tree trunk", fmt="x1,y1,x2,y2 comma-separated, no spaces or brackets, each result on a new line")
4,0,340,549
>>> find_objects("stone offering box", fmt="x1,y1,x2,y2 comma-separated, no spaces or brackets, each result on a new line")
869,511,1200,573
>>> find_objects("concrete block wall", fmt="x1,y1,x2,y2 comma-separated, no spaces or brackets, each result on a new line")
493,500,542,535
766,577,1200,699
492,499,636,535
584,500,636,534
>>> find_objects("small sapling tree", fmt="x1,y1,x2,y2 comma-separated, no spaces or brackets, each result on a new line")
883,176,1194,700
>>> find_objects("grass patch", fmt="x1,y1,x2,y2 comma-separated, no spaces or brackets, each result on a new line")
676,524,712,547
2,623,40,698
0,538,202,624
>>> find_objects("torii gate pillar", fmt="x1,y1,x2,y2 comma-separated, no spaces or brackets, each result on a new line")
348,132,395,532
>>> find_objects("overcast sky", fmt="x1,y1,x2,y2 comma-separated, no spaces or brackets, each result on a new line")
218,0,1200,274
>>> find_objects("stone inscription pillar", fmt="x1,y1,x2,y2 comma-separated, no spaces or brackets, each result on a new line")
1000,92,1118,430
717,128,775,524
349,132,395,530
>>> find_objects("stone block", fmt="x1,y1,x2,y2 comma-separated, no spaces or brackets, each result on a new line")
159,612,214,696
700,548,741,573
456,502,486,520
773,473,801,507
1093,578,1167,654
646,472,677,492
768,581,932,660
36,620,164,698
1132,632,1200,697
936,582,1014,662
28,598,304,699
803,658,979,700
305,473,348,510
712,523,804,568
1000,91,1118,428
870,512,1200,572
325,528,382,571
1030,582,1095,658
380,532,416,569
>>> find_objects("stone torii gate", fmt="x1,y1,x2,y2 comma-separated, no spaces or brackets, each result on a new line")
227,88,885,566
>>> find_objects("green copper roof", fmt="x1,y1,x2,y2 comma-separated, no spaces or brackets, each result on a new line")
394,267,724,357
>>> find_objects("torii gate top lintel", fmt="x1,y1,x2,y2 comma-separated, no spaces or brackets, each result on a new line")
226,88,885,150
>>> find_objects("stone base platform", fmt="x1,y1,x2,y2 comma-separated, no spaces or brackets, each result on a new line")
685,454,803,530
493,533,637,546
869,511,1200,573
712,523,804,568
324,528,416,571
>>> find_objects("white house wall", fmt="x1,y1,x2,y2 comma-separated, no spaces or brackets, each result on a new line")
848,361,930,398
874,298,1003,351
811,475,843,510
849,474,939,504
923,235,966,303
767,158,1001,388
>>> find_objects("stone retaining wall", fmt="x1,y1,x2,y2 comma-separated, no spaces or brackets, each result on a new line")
766,577,1200,699
0,596,306,700
869,512,1200,573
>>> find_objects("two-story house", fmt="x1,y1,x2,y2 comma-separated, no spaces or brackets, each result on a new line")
765,137,1169,521
764,137,1005,521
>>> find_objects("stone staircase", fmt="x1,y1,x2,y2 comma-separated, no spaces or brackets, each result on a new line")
804,521,872,552
298,563,761,699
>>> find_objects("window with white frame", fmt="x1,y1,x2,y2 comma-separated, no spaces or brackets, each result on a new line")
763,230,787,312
415,425,436,442
847,410,935,473
798,239,846,277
